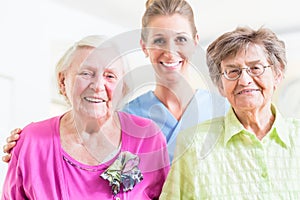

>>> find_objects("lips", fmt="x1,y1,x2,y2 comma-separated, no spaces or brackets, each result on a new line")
236,89,260,95
160,61,182,68
84,97,107,103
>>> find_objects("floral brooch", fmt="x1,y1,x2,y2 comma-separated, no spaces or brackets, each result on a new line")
100,151,143,197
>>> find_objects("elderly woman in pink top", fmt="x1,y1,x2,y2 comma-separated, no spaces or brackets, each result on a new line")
1,35,169,200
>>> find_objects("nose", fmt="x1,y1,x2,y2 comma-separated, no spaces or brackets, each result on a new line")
163,40,179,58
90,75,105,92
238,68,253,85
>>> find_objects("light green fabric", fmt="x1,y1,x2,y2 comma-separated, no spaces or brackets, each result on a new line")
160,105,300,199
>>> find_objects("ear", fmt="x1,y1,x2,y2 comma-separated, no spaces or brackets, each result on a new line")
140,39,149,57
58,72,66,96
194,33,200,45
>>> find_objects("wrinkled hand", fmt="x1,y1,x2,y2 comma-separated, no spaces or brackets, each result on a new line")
2,128,22,163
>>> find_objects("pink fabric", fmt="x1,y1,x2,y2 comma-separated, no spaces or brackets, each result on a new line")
2,112,170,200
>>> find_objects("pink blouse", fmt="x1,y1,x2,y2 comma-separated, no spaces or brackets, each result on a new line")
2,112,170,200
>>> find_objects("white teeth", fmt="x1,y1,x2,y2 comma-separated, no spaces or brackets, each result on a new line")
237,89,259,95
84,97,105,103
162,61,181,67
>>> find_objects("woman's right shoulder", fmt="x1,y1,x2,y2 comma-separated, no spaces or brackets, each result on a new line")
21,115,61,138
11,116,61,157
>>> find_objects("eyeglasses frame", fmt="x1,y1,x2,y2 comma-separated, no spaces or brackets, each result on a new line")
220,64,272,81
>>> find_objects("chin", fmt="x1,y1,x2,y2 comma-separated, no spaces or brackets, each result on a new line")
84,109,108,119
94,112,110,119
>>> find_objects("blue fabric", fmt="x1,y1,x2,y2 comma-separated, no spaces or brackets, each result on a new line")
122,89,229,161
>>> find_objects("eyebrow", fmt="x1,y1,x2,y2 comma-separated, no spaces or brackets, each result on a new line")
224,64,239,68
246,60,261,65
224,60,262,68
79,65,95,69
175,32,189,35
152,33,164,37
152,31,190,37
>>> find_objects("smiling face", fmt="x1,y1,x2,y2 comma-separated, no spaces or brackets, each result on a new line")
141,14,198,83
219,43,282,112
61,46,124,120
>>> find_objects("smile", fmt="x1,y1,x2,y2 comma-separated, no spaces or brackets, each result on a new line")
84,97,106,103
236,89,260,95
160,61,182,68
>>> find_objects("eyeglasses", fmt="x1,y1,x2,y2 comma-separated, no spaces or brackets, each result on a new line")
220,64,272,81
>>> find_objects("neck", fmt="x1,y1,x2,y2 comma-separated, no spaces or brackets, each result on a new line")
154,82,195,120
234,104,274,140
60,111,121,165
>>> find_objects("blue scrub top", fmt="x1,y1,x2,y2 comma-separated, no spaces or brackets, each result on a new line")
122,89,229,162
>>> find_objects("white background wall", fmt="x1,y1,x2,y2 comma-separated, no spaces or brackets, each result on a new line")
1,0,300,195
0,0,133,193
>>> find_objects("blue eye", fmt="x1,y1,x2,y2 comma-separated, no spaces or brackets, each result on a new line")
79,71,94,78
153,38,166,45
175,36,188,43
104,72,117,81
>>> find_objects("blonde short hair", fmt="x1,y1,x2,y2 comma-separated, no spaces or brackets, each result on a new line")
55,35,108,91
55,35,130,107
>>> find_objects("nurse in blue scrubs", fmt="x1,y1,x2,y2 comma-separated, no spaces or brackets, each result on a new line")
122,0,228,161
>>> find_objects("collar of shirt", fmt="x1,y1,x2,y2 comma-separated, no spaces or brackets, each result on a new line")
223,104,290,148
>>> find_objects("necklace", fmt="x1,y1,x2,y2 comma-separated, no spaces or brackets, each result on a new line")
75,128,103,165
73,121,121,165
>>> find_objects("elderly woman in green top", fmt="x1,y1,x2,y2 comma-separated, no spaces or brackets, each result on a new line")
160,26,300,199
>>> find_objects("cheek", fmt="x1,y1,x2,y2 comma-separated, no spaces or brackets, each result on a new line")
106,87,114,97
105,84,117,98
221,81,236,97
263,80,276,95
179,44,196,59
109,82,124,98
74,80,89,92
149,49,161,60
67,79,90,98
256,76,274,91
